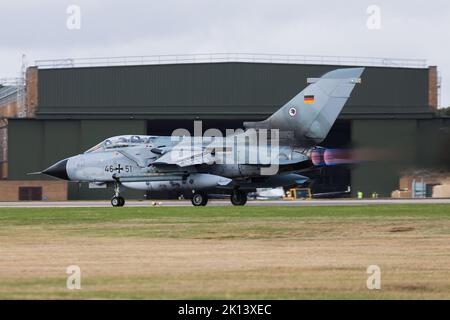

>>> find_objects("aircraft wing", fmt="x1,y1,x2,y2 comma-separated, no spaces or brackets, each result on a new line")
152,147,216,167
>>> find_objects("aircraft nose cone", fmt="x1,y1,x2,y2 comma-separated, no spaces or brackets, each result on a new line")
42,159,70,180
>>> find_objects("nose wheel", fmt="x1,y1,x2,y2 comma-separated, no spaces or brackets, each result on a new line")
111,196,125,207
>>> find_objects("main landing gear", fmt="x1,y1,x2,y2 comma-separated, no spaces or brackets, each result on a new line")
230,189,247,206
191,190,248,206
111,182,125,207
191,191,208,206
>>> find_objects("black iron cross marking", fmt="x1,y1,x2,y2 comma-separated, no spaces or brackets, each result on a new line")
114,164,123,173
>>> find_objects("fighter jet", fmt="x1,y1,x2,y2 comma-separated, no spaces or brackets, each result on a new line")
40,68,364,206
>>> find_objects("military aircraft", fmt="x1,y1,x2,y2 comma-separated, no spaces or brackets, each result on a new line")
39,67,364,206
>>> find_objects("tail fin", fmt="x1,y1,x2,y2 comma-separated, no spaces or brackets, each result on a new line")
244,67,364,146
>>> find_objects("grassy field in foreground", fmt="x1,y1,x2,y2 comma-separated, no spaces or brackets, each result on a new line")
0,204,449,299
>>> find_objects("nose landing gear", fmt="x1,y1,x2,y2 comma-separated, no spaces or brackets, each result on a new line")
111,182,125,207
111,196,125,207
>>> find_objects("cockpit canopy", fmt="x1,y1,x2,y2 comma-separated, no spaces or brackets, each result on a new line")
85,135,155,153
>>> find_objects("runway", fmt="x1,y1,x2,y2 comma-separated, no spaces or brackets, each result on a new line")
0,198,450,208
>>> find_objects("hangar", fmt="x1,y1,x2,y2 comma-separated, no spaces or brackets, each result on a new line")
0,54,448,200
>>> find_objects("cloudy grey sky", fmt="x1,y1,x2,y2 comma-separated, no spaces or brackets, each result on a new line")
1,0,449,107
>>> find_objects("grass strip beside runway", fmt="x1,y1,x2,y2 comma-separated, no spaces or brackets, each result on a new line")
0,204,449,299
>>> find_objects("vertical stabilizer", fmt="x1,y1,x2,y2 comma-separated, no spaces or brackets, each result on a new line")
244,67,364,146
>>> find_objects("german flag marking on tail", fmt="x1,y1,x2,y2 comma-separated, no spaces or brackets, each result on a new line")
304,95,315,104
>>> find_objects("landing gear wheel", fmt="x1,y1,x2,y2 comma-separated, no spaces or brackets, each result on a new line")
231,190,247,206
111,196,125,207
191,192,208,206
111,196,120,207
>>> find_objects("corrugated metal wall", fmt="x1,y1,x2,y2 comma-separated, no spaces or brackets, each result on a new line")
351,119,418,196
36,63,431,119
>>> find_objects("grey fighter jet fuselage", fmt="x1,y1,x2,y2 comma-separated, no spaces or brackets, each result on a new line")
40,68,364,206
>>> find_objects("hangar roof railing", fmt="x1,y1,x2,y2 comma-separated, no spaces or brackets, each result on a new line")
0,77,25,86
0,78,24,106
35,53,427,69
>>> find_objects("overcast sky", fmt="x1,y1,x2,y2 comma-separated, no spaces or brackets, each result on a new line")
1,0,449,107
